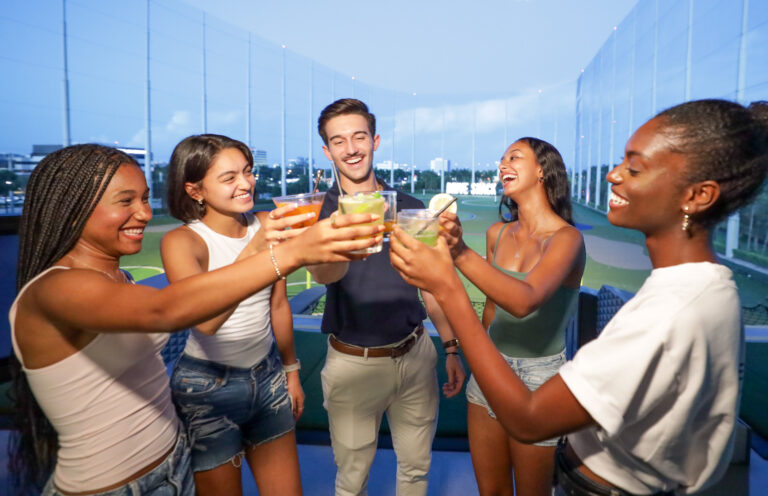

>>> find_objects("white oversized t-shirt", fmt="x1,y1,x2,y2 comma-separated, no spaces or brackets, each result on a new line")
559,262,743,494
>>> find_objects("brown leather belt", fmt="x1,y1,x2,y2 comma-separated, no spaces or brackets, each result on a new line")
329,325,424,358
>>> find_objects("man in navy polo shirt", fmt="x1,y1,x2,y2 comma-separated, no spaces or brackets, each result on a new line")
308,99,465,496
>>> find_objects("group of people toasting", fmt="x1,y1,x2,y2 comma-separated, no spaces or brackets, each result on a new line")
8,95,768,496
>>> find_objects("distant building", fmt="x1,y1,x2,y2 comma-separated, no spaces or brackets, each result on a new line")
0,152,37,175
374,160,407,171
429,157,450,173
252,149,268,167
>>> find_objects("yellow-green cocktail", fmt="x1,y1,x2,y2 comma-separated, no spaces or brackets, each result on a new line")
338,191,386,254
397,209,439,246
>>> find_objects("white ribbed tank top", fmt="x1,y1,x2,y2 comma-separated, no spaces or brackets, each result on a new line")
10,267,178,493
183,213,274,368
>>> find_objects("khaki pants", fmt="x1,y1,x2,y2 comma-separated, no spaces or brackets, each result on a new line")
321,330,439,496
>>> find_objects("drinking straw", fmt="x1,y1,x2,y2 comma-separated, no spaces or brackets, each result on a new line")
415,197,457,236
329,163,343,196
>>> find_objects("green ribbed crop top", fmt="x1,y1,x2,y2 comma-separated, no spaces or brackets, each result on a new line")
486,224,578,358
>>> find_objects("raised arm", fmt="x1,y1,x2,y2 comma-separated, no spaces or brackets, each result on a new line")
29,215,383,336
442,214,584,318
390,228,593,443
480,226,498,330
159,207,313,335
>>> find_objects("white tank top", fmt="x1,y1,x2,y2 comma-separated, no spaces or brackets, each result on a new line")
183,213,274,368
10,267,178,493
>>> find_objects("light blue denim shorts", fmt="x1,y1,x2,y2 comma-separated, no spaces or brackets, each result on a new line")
170,344,295,472
466,349,566,447
42,430,194,496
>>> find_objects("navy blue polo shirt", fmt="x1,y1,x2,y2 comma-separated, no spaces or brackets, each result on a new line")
318,182,427,347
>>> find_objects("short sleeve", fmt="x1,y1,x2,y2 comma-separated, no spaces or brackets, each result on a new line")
559,299,683,437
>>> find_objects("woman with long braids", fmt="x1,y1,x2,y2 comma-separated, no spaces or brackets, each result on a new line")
434,138,585,496
390,99,768,494
9,144,383,495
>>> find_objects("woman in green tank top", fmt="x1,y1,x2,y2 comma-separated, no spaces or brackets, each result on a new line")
440,138,585,496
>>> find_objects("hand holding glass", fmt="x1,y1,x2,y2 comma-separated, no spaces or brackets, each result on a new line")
338,192,386,254
397,209,440,246
272,192,325,228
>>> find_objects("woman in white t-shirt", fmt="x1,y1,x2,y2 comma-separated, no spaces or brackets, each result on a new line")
9,144,383,495
162,135,305,496
389,99,768,495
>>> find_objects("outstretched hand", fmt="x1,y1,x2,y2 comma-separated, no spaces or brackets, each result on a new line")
438,212,468,259
248,203,315,255
389,226,458,296
292,213,384,265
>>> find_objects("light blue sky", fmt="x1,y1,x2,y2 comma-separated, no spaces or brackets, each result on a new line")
0,0,639,167
184,0,639,97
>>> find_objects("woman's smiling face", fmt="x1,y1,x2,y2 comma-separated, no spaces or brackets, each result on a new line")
606,117,690,236
498,140,542,197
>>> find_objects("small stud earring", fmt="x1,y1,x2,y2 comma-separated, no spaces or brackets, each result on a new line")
197,199,204,206
538,176,543,183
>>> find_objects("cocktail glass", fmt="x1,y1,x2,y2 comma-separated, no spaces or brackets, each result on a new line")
338,191,386,254
380,191,397,239
397,209,439,246
272,192,326,228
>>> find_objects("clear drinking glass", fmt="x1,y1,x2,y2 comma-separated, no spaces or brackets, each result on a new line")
272,192,326,228
397,209,439,246
338,191,386,254
379,191,397,240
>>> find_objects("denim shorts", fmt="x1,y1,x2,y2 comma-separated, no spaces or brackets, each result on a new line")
42,430,194,496
466,349,566,447
170,344,295,472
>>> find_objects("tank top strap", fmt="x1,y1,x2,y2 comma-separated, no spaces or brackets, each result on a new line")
10,266,70,367
492,223,512,264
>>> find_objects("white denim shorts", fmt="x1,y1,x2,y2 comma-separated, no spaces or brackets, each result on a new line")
465,349,566,447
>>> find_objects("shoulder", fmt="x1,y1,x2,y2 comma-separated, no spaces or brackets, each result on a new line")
544,224,584,250
485,221,509,254
486,221,507,242
161,224,206,257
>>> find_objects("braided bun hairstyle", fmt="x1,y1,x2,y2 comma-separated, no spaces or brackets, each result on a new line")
656,99,768,227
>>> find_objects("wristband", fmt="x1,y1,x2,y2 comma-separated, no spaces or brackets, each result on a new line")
269,243,286,280
442,338,460,349
446,351,459,356
282,359,301,373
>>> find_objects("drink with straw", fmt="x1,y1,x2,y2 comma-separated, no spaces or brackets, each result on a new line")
397,209,440,246
338,191,386,254
272,192,326,228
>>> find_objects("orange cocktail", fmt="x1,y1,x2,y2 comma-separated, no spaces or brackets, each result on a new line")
272,192,326,228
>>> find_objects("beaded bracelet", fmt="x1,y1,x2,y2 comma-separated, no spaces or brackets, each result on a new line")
269,243,286,280
283,359,301,373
